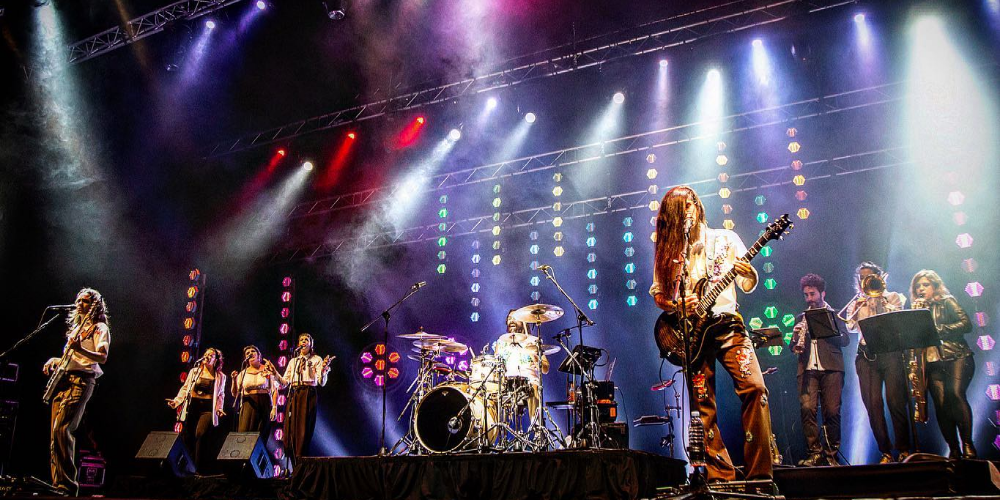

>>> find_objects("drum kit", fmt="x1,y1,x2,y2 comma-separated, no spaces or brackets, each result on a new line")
391,304,575,455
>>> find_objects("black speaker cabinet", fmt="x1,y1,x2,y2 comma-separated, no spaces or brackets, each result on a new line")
135,431,194,477
217,432,273,479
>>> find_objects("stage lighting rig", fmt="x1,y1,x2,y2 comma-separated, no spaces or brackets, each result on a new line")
322,0,345,20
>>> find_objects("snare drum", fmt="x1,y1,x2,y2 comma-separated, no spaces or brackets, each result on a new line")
469,355,501,392
414,383,497,453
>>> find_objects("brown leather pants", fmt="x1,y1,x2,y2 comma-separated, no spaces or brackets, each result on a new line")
690,315,774,481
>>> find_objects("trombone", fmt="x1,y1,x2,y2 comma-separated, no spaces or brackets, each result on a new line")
837,273,888,323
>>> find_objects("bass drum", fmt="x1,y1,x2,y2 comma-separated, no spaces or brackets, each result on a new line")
415,383,497,453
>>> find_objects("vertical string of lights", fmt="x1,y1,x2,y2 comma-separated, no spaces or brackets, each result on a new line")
176,269,206,433
623,214,637,308
273,276,295,477
437,195,448,276
946,183,995,446
781,126,809,352
552,171,566,276
491,182,503,268
717,142,734,231
638,153,658,302
585,220,598,310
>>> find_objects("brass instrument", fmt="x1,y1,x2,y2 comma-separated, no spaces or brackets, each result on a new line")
907,298,929,423
837,273,889,323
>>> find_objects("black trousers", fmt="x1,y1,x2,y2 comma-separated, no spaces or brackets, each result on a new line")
182,398,216,473
237,393,273,435
50,373,95,494
798,370,843,455
927,356,975,456
856,349,910,454
286,386,317,463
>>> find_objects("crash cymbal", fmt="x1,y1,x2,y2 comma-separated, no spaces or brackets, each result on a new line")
510,303,564,324
412,339,469,354
438,340,469,354
398,330,446,341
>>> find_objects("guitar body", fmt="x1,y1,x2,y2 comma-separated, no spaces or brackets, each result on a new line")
653,278,723,365
42,323,94,405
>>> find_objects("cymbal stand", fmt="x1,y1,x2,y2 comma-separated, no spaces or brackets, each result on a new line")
390,350,437,455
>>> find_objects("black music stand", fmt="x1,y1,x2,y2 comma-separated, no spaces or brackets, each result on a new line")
858,310,938,354
803,308,847,340
750,328,783,350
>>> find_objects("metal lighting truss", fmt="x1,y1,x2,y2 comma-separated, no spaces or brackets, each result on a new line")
67,0,245,65
286,80,907,221
205,0,855,157
268,147,914,264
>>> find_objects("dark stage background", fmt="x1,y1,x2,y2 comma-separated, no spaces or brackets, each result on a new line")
1,0,998,487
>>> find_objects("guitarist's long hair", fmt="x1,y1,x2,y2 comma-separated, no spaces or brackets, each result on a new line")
654,186,705,290
67,288,110,332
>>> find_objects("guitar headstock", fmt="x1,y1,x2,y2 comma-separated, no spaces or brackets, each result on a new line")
762,214,792,242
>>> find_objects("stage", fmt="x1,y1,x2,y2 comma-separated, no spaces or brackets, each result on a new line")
74,453,997,500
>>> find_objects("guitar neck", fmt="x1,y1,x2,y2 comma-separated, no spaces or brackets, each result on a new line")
697,236,768,314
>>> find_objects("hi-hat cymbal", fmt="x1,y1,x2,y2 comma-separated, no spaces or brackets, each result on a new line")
510,303,564,324
398,331,446,341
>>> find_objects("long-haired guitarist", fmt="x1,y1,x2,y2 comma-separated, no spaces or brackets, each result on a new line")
41,288,110,496
649,186,773,481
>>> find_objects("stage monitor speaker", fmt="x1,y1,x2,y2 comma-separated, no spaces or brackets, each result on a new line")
217,432,273,479
602,422,629,450
135,431,194,477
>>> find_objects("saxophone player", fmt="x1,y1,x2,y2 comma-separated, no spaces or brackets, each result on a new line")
910,270,975,459
841,262,910,464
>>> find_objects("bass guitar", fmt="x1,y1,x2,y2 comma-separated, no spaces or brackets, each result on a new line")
654,215,792,365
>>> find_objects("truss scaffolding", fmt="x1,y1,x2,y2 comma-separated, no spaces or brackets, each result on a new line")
67,0,245,65
205,0,855,158
285,80,907,220
268,146,913,264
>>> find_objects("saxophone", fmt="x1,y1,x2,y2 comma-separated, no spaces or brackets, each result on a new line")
908,299,929,423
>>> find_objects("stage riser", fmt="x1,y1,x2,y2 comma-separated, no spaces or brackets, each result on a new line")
773,459,1000,499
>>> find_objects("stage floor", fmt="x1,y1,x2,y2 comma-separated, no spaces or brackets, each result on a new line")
11,453,997,500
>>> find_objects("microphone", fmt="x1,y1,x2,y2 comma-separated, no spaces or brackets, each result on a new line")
684,216,694,233
762,366,779,376
552,329,572,341
48,304,76,311
447,416,462,434
412,281,427,290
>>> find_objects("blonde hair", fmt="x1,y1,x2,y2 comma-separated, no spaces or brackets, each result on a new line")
909,269,951,303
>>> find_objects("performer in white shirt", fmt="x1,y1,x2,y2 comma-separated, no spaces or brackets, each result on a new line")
273,333,332,464
168,347,227,473
649,186,772,481
494,312,550,422
42,288,110,496
231,345,279,433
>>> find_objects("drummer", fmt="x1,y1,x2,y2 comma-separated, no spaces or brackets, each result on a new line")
494,310,550,420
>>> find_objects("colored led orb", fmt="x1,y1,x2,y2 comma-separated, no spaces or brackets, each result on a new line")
956,233,973,248
795,190,807,201
716,155,728,166
624,263,636,274
791,160,803,170
626,279,637,290
529,245,539,255
552,217,563,227
786,128,797,137
717,142,726,151
438,208,448,218
975,312,988,327
492,198,501,208
189,269,201,281
763,278,777,290
180,351,190,363
185,301,197,313
437,251,446,260
760,246,773,257
623,217,633,227
280,307,290,318
748,317,764,330
183,318,195,330
587,252,597,263
623,232,634,243
470,297,480,307
530,291,540,301
586,222,596,232
647,153,657,163
182,335,193,346
953,212,967,226
492,255,501,266
792,175,805,186
977,335,995,351
722,204,733,214
647,169,658,179
966,282,984,297
719,187,731,199
588,285,598,294
187,286,199,299
279,323,290,334
787,141,801,153
987,384,1000,401
586,237,597,247
278,356,287,368
492,241,501,250
278,340,288,350
624,247,635,257
768,346,783,356
530,276,540,287
281,291,292,302
723,219,735,230
764,306,778,319
947,191,965,206
762,262,775,273
471,283,481,293
552,186,563,197
626,296,638,306
436,264,446,274
718,173,730,183
588,299,598,310
797,208,810,220
987,362,997,377
754,195,766,206
756,212,769,224
554,232,563,241
587,269,597,279
174,422,184,433
782,314,796,328
552,202,562,211
471,254,481,264
491,226,501,236
648,201,660,211
470,312,480,322
962,258,978,273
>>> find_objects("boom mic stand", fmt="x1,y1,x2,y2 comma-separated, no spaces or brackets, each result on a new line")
361,281,426,456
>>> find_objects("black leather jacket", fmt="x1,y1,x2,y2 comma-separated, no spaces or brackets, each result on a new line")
927,296,973,362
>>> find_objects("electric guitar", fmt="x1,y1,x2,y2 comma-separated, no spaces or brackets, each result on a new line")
42,323,93,404
653,215,792,365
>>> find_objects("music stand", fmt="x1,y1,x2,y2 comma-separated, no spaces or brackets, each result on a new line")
750,327,783,349
803,308,847,340
858,309,938,354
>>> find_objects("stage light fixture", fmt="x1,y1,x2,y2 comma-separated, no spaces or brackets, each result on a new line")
752,38,763,48
613,92,625,104
525,113,536,123
486,97,498,110
854,13,865,23
302,161,314,171
322,0,345,20
277,148,286,156
256,0,266,9
448,129,462,141
659,59,668,68
205,20,216,29
347,132,356,140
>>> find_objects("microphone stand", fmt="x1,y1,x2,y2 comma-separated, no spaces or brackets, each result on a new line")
540,267,600,447
360,282,425,456
0,310,64,362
